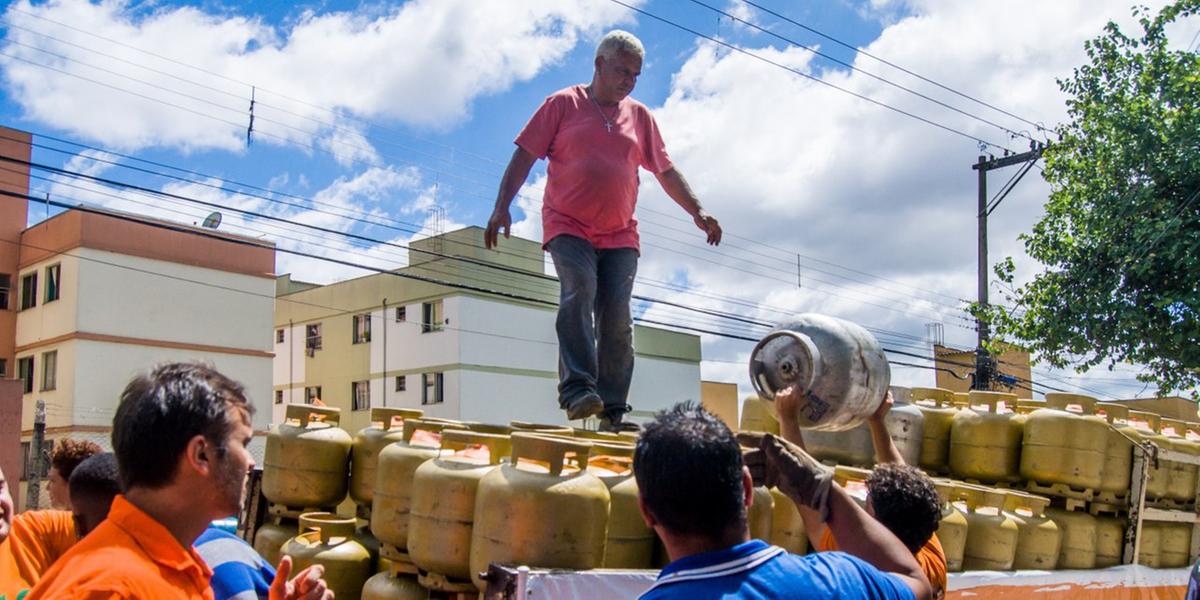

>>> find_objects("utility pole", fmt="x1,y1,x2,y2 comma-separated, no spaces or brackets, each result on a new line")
25,399,46,509
971,143,1045,390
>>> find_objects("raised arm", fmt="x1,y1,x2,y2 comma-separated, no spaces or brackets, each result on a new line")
868,390,905,466
653,167,721,245
484,146,537,249
773,386,826,548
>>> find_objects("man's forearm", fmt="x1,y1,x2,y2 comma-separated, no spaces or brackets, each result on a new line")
822,485,930,597
494,147,536,211
655,167,704,217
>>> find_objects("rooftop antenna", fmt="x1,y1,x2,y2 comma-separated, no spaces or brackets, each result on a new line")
201,211,223,229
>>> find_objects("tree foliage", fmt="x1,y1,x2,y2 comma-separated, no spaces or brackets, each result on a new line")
980,0,1200,395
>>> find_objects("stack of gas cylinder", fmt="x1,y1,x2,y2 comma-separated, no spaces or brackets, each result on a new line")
739,386,1200,571
258,406,705,599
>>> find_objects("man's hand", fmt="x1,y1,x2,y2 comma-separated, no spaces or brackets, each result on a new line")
869,390,894,425
738,431,834,521
692,209,722,246
270,555,334,600
484,208,511,250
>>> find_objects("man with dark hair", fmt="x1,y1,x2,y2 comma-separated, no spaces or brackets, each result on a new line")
67,453,120,538
777,387,947,598
634,402,931,599
29,362,331,600
47,439,103,510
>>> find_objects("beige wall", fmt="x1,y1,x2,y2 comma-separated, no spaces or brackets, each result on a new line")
701,381,739,430
0,128,31,379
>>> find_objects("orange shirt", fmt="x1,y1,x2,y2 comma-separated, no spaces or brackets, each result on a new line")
27,496,213,600
819,528,947,597
0,511,76,599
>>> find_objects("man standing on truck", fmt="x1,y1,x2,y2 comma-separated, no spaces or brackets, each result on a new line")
485,30,721,432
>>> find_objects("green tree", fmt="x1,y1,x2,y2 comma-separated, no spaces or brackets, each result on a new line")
980,0,1200,395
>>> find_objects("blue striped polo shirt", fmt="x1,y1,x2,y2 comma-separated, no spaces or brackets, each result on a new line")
195,526,275,600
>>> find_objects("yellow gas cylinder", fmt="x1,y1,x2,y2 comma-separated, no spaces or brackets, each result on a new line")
1094,514,1126,568
932,481,968,573
572,428,628,443
362,559,427,600
950,391,1024,484
1044,505,1097,569
768,488,808,555
353,525,382,573
470,433,611,591
1138,521,1164,568
587,441,655,568
1021,394,1107,493
833,466,872,510
1159,419,1198,505
408,429,510,588
1160,522,1192,568
253,517,296,568
284,513,372,600
1093,403,1134,506
740,395,780,434
263,405,353,509
1002,492,1061,570
369,418,466,551
351,408,424,512
912,387,957,474
510,421,573,435
953,393,970,407
1126,411,1172,500
749,486,775,541
956,484,1019,571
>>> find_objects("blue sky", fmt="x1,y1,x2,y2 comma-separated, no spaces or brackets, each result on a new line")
1,0,1195,400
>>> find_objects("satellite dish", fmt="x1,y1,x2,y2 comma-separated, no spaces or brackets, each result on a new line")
201,212,222,229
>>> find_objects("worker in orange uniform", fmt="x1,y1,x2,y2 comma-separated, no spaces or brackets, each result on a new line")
28,363,333,600
776,386,948,599
0,465,75,600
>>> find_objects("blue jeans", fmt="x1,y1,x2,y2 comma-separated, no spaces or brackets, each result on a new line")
547,235,638,415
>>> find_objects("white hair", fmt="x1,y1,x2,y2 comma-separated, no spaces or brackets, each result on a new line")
595,30,645,60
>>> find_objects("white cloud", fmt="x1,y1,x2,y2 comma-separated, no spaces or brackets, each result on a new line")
0,0,640,154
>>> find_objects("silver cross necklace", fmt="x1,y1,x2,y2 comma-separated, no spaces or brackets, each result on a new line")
587,87,618,132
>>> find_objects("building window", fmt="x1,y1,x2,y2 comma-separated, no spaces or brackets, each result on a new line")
276,329,285,344
421,372,444,405
305,324,322,351
352,314,371,344
44,264,61,303
421,300,443,333
352,381,370,411
20,441,29,481
395,306,406,322
17,357,33,394
20,272,36,310
0,273,10,310
395,375,406,392
304,386,322,405
0,358,5,378
274,390,284,405
41,351,57,391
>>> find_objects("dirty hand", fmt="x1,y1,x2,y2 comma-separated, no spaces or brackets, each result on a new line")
738,431,834,521
270,555,334,600
693,209,722,246
869,390,894,424
483,208,511,249
774,385,803,423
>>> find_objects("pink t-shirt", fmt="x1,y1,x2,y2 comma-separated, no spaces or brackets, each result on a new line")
515,84,674,251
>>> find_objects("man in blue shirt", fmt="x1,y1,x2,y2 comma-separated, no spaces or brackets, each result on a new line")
633,403,931,600
195,525,275,600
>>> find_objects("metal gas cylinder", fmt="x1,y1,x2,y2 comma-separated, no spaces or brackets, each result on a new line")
1158,419,1199,504
361,559,427,600
885,389,925,466
949,391,1024,484
768,488,808,555
932,480,968,573
748,314,890,431
354,525,382,573
370,418,466,550
1126,411,1172,500
1137,521,1164,568
749,486,775,541
740,395,780,434
802,425,874,467
1020,394,1108,492
351,408,424,509
1044,506,1098,569
509,421,573,435
956,484,1019,571
253,517,296,568
587,441,655,569
263,405,353,508
470,434,611,590
913,388,958,474
1093,514,1126,568
1093,403,1134,505
283,512,372,600
408,429,510,587
1002,492,1061,570
1161,522,1192,568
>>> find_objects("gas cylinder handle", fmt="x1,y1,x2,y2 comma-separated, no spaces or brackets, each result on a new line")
833,465,871,486
509,421,574,434
464,423,512,436
298,512,356,543
1130,410,1162,432
948,484,983,511
1045,393,1097,414
401,418,467,443
1161,418,1187,436
749,330,821,400
967,391,1017,414
1185,423,1200,439
587,440,635,460
285,404,341,426
511,432,593,476
1003,491,1049,515
370,407,423,431
911,387,955,408
440,429,512,466
1096,402,1130,423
